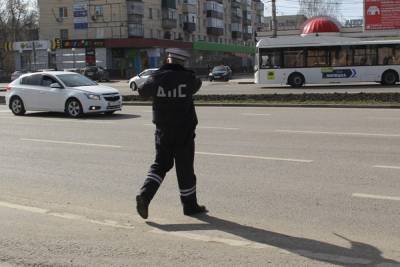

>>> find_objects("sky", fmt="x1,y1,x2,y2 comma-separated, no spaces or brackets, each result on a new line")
263,0,364,22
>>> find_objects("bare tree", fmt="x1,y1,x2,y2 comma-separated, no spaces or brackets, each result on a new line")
0,0,38,72
298,0,342,19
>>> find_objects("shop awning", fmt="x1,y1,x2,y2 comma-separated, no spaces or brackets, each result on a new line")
193,41,255,54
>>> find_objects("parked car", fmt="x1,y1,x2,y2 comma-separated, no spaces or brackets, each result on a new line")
0,69,9,82
64,68,82,74
82,66,110,82
11,70,30,81
128,68,158,91
209,65,232,81
5,71,122,117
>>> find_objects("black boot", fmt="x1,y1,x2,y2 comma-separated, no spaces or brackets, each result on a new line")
183,203,208,216
136,195,149,219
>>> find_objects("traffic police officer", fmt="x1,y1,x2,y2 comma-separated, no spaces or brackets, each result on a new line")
136,48,207,219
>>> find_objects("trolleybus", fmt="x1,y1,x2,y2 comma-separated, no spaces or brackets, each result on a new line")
255,36,400,87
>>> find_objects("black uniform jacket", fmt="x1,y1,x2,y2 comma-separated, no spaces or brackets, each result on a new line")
138,63,202,127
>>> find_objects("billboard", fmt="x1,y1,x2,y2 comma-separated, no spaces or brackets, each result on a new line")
73,0,88,30
365,0,400,30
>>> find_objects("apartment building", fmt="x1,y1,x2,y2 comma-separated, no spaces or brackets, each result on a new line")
38,0,265,76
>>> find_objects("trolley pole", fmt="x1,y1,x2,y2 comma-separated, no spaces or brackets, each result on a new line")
271,0,277,38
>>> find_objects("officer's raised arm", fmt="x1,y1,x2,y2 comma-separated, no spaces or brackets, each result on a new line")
192,76,202,95
138,76,158,98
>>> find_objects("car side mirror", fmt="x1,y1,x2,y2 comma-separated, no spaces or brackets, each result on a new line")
50,83,62,89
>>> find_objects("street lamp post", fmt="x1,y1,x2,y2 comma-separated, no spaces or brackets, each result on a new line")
72,48,76,68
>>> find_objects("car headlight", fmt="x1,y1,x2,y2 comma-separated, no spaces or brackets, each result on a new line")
85,93,101,100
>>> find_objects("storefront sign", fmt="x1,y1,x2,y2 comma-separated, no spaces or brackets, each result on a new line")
14,40,50,51
73,0,88,29
62,40,105,48
365,0,400,30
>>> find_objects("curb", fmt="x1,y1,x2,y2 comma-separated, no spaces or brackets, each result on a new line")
237,82,255,85
121,101,400,109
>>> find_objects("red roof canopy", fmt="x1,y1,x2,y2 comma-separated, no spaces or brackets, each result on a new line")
302,17,341,35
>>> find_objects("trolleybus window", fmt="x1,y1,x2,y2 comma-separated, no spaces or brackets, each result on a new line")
330,46,352,67
307,48,329,67
283,48,304,68
260,49,281,69
353,46,377,66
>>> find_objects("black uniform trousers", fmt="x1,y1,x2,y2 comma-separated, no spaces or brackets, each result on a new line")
139,124,198,206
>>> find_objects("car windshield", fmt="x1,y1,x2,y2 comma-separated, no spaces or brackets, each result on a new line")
213,66,226,72
56,73,97,87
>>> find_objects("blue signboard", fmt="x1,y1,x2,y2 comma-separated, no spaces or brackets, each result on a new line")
322,69,357,79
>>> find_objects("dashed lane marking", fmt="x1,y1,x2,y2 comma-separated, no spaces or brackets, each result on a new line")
21,138,122,148
144,124,239,130
0,201,134,229
241,113,271,116
275,130,400,138
196,151,313,163
352,193,400,202
373,165,400,170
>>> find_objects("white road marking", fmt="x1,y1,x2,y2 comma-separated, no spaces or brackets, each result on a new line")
198,126,239,130
151,229,371,265
21,138,121,148
373,165,400,170
352,193,400,201
42,118,115,124
144,124,238,130
0,201,134,229
0,117,114,124
241,113,271,116
276,130,400,138
367,117,400,120
196,151,313,163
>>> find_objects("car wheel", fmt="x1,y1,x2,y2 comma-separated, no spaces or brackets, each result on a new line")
131,82,137,91
65,98,83,118
381,70,398,85
288,72,305,88
10,96,26,116
105,111,115,115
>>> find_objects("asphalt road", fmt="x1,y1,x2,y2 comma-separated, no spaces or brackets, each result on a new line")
0,105,399,266
104,80,400,96
1,79,400,97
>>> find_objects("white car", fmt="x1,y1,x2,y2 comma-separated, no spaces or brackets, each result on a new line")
128,68,158,91
5,71,122,117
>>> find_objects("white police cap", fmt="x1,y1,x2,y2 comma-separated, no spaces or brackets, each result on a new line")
165,48,190,61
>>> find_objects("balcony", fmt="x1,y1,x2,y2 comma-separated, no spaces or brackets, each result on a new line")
162,18,177,29
207,10,223,19
183,22,196,33
207,27,223,36
231,0,241,8
232,31,242,39
127,0,144,16
128,23,144,37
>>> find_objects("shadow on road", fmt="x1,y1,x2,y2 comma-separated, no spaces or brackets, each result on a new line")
23,112,141,121
147,214,399,266
261,83,400,90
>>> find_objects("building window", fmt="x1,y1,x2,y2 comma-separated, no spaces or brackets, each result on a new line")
60,29,68,40
95,6,104,17
59,7,68,18
149,8,153,19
